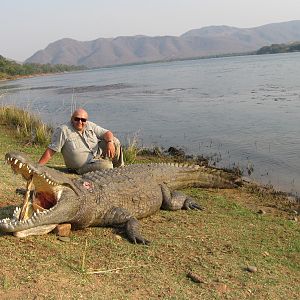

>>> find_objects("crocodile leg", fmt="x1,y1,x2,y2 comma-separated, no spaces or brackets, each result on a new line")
103,207,150,245
126,217,150,245
160,183,203,211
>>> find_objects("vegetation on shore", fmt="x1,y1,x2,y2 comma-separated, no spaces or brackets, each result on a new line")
0,107,299,299
256,41,300,55
0,55,87,80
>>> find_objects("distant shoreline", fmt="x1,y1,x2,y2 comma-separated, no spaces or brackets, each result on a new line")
0,72,58,82
2,50,300,83
0,70,84,82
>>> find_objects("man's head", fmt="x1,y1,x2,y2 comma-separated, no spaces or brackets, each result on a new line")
71,108,88,132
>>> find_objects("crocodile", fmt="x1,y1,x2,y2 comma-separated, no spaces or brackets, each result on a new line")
0,151,240,243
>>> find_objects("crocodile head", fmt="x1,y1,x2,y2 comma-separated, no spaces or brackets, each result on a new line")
0,152,80,236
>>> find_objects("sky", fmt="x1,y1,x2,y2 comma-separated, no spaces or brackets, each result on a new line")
1,0,300,61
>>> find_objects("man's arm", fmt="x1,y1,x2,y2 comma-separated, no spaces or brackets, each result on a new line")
38,148,56,165
93,123,116,159
103,131,114,142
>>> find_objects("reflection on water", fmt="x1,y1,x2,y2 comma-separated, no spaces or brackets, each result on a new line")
1,53,300,196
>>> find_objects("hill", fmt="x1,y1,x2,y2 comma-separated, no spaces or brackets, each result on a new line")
25,20,300,68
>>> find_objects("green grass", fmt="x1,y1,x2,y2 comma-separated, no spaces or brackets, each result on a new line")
0,109,299,299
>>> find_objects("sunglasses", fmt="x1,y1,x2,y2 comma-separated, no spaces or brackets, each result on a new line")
73,117,87,123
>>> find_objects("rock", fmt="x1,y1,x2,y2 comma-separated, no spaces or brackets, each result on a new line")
115,234,122,240
54,223,72,237
262,251,270,257
246,266,257,273
257,209,266,215
167,146,185,157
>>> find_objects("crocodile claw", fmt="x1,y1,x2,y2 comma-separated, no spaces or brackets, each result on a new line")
126,218,150,245
183,198,204,210
131,236,150,245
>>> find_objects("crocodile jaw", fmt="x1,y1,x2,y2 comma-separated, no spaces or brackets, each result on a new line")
0,152,77,235
13,224,58,238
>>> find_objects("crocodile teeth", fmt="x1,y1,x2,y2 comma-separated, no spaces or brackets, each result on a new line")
19,163,23,168
0,218,10,223
14,207,20,213
13,207,21,218
31,213,41,222
14,159,19,164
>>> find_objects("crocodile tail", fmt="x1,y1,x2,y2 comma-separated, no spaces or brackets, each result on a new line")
168,164,239,189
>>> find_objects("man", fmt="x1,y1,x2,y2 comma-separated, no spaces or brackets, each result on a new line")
38,108,124,174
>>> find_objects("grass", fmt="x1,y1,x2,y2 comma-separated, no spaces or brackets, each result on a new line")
0,108,299,299
0,105,52,146
122,133,141,164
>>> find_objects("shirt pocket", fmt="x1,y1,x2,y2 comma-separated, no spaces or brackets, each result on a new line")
66,135,84,150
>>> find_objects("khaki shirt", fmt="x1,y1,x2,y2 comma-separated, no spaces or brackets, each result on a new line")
48,121,108,169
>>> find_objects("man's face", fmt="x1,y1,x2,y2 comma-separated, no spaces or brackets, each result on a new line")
71,111,88,132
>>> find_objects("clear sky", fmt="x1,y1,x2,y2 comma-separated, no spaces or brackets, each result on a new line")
1,0,300,61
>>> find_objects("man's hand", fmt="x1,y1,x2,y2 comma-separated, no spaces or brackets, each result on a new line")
106,141,115,158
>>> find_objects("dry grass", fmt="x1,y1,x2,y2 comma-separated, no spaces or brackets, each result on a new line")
0,105,52,146
123,133,141,164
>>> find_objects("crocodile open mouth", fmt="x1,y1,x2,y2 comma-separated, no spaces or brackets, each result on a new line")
0,153,63,236
6,154,61,216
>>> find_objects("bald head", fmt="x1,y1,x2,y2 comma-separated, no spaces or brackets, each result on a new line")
71,108,89,132
72,108,88,119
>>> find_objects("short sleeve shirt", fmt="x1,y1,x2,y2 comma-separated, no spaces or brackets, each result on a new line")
48,121,108,169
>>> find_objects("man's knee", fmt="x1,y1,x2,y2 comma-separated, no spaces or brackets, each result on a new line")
112,137,121,149
112,137,124,167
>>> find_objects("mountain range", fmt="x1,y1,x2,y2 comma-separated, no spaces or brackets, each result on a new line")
25,20,300,68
